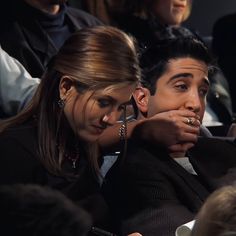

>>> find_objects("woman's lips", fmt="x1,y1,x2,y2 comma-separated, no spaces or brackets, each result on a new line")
173,4,186,10
91,125,106,135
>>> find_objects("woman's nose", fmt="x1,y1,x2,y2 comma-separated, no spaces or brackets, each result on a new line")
102,111,121,126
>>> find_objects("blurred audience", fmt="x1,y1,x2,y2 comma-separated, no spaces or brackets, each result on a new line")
77,0,123,25
212,12,236,113
0,0,102,77
192,185,236,236
0,46,39,119
115,0,193,48
0,184,92,236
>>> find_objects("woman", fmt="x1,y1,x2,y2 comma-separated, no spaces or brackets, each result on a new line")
0,26,140,231
115,0,192,48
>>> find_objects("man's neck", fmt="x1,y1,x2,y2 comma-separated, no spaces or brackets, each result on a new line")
170,152,186,158
24,0,60,14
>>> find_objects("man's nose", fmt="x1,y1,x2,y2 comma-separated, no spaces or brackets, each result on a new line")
184,93,201,113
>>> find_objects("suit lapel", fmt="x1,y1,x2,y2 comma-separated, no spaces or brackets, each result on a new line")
168,157,210,203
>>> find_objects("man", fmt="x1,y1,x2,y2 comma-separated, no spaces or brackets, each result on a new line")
0,0,102,77
103,37,236,236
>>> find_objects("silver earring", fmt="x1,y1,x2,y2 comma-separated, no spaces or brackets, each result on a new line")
58,99,65,108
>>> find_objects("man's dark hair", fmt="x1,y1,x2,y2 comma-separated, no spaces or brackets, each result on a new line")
140,37,215,95
0,184,92,236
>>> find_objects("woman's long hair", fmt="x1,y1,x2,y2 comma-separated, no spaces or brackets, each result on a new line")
0,26,140,176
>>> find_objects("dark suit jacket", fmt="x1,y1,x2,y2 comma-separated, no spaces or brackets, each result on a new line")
103,137,236,236
0,2,102,77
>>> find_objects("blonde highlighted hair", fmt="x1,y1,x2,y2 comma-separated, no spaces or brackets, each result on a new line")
0,26,140,176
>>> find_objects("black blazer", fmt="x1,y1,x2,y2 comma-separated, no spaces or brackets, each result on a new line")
0,2,102,77
103,137,236,236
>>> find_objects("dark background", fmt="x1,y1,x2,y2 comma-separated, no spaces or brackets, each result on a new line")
184,0,236,36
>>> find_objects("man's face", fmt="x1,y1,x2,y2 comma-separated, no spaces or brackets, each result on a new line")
135,57,209,122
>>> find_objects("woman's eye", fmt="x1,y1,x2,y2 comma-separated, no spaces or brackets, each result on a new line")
97,99,111,108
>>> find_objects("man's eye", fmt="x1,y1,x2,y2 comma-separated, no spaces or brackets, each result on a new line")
97,99,111,108
175,83,188,90
199,88,209,97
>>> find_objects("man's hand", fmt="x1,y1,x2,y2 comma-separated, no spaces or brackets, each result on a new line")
134,109,201,153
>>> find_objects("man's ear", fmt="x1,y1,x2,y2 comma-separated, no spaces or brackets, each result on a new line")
132,87,150,114
59,76,75,99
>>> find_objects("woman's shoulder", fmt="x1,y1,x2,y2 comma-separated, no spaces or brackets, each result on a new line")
0,120,38,156
0,121,45,185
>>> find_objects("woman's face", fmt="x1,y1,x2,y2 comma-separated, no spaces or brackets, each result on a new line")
152,0,188,25
62,82,136,142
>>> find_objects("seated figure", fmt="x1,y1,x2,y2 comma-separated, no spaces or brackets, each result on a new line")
102,37,236,236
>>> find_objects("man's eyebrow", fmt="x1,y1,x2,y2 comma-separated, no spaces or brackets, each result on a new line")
169,73,210,86
169,73,193,81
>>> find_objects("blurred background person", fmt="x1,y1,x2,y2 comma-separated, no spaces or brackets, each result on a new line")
192,185,236,236
0,184,92,236
0,46,39,119
0,0,102,77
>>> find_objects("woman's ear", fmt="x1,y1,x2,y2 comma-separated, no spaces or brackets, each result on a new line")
132,87,150,115
59,76,75,99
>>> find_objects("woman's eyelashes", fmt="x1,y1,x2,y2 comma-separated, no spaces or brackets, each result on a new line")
97,98,112,108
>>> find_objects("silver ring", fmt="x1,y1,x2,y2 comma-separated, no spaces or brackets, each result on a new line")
186,117,194,126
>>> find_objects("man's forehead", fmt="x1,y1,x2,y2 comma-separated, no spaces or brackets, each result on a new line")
167,57,208,73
